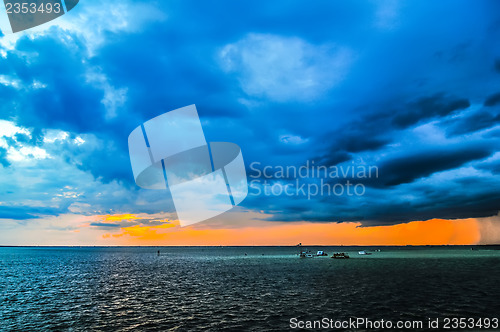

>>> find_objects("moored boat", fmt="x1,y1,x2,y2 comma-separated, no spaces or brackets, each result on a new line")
316,250,328,256
299,250,314,258
331,252,350,259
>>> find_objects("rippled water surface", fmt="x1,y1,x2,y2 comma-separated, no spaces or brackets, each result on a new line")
1,246,500,331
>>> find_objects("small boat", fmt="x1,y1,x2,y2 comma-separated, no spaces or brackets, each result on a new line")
331,252,350,259
316,250,328,256
299,251,314,258
358,250,372,255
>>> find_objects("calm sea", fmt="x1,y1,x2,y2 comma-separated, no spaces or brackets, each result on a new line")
1,246,499,331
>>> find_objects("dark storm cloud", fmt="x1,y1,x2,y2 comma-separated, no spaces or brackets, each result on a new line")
327,123,391,154
317,93,473,169
446,109,500,136
341,136,389,153
259,174,500,226
392,94,470,128
484,92,500,107
312,111,393,168
360,190,500,225
315,151,352,168
356,144,491,187
72,140,135,185
1,36,104,133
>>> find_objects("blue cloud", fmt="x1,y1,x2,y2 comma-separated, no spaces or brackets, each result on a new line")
0,206,56,220
0,147,9,167
0,0,499,226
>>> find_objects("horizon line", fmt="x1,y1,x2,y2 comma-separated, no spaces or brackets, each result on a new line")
1,244,499,248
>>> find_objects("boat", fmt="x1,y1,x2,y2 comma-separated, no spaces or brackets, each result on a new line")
332,252,350,259
299,250,314,258
358,250,372,255
316,250,328,256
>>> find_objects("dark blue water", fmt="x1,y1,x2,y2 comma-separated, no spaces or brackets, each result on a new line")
1,246,500,331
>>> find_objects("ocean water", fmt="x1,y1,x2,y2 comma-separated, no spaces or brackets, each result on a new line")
1,246,500,331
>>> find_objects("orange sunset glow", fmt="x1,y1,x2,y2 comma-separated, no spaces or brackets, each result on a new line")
97,214,482,246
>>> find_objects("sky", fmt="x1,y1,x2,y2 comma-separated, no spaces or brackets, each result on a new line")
0,0,500,246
